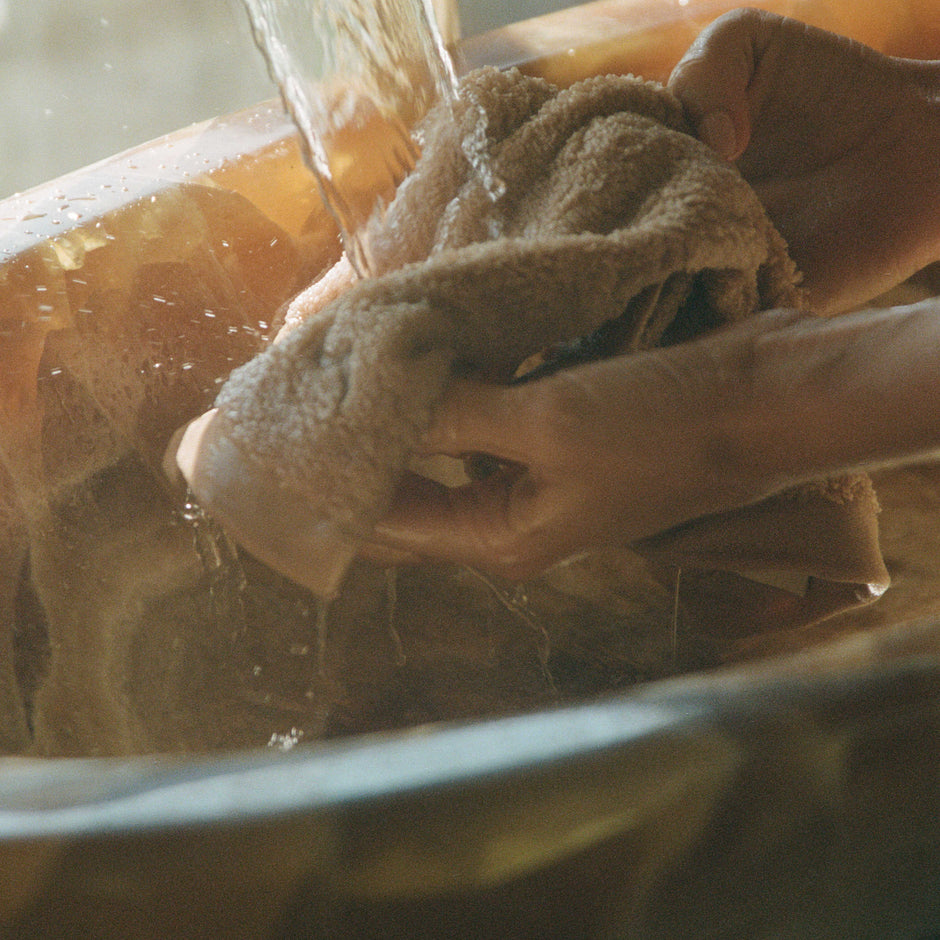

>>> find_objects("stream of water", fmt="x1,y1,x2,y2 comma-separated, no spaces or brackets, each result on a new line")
240,0,458,275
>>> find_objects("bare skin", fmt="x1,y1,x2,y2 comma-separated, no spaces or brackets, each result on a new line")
669,9,940,314
371,11,940,580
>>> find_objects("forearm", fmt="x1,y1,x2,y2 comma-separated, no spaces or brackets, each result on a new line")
842,56,940,295
715,300,940,504
914,58,940,269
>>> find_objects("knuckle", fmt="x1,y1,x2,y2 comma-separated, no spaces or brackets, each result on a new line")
526,371,592,444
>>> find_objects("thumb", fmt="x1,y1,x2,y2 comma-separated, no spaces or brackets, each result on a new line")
668,9,769,161
421,379,535,464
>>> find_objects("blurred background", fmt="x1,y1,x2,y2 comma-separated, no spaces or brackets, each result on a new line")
0,0,574,199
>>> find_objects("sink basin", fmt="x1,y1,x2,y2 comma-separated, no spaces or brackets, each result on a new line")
0,0,939,935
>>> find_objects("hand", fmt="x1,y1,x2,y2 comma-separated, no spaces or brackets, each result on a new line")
373,299,940,580
668,9,940,313
371,311,808,580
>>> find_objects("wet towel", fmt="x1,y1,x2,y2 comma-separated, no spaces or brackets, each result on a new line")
181,66,889,627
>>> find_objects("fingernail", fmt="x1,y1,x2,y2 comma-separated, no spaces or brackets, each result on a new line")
699,110,738,162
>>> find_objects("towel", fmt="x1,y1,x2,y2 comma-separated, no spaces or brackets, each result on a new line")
182,66,889,630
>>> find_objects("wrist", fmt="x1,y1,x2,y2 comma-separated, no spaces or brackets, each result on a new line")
664,312,803,519
730,302,940,496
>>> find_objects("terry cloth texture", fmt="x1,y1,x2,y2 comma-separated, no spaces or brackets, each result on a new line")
213,66,889,622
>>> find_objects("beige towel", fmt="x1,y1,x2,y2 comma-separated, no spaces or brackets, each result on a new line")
185,66,889,627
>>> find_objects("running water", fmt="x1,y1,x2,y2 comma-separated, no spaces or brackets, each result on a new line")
180,491,248,633
464,567,555,686
240,0,459,276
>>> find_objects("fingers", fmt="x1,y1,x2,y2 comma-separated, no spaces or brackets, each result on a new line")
274,254,355,342
375,378,581,577
374,471,578,580
668,8,780,160
420,379,534,463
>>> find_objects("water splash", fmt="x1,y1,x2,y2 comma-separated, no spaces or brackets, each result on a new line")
384,566,406,666
670,565,682,668
267,726,305,749
463,566,554,687
241,0,458,276
314,595,331,677
180,491,248,633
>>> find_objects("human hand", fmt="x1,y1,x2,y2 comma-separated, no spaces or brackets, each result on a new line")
371,296,940,581
668,9,940,313
370,311,809,580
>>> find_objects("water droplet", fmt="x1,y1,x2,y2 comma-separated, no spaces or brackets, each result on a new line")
315,598,331,678
385,567,405,665
179,491,248,630
267,727,304,750
464,566,554,686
